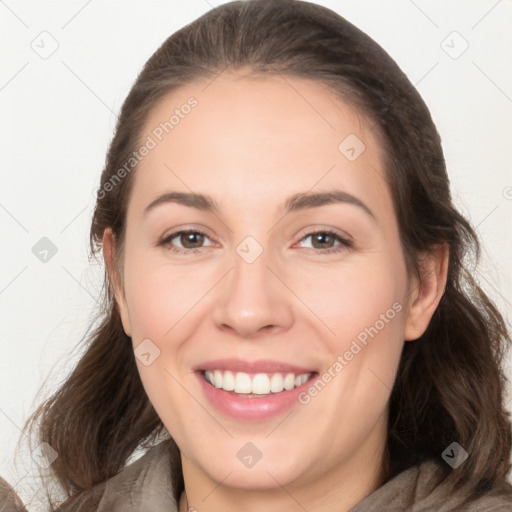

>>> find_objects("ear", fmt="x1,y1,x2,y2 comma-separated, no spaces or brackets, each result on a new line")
102,227,132,337
404,244,449,341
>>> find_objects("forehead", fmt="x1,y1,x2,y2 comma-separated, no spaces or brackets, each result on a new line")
130,72,391,220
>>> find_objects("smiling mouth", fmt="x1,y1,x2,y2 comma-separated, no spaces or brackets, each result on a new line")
201,369,317,396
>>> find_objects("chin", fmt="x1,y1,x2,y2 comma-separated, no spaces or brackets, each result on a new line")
205,459,307,491
184,436,314,491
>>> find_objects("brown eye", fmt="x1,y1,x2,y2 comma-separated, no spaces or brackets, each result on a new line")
297,229,353,254
310,232,336,249
159,230,214,254
178,231,206,249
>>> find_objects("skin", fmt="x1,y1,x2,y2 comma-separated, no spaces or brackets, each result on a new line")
103,71,448,512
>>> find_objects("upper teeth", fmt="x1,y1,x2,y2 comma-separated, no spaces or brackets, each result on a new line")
204,370,311,395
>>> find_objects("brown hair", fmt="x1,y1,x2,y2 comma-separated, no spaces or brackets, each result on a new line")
26,0,512,507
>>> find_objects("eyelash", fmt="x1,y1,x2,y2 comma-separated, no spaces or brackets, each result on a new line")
158,228,353,255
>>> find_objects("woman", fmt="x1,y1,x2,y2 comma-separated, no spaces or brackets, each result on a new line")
7,0,511,510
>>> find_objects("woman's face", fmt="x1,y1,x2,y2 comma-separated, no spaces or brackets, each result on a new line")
105,72,440,499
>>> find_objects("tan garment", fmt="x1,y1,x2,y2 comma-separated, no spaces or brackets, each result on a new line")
3,442,512,511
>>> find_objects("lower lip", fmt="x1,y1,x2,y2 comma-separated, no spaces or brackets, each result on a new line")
196,371,317,421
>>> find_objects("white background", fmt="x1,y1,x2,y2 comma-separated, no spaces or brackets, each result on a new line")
1,0,511,507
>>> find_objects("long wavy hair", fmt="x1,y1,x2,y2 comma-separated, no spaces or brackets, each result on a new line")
25,0,512,508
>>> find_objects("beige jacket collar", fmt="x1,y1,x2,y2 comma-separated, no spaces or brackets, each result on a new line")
9,441,510,511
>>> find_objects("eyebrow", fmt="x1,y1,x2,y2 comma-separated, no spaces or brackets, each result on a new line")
143,189,376,220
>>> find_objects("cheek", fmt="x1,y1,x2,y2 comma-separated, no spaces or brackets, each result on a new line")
121,249,209,431
293,255,407,347
122,247,212,342
296,253,408,411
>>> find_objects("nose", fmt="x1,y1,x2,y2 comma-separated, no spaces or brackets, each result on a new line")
211,241,294,339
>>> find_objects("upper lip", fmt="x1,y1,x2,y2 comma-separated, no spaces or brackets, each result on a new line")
194,358,316,374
